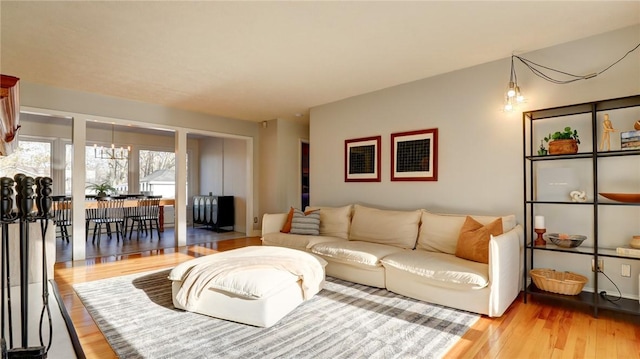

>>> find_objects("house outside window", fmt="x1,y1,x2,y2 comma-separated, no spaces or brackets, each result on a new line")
139,150,179,198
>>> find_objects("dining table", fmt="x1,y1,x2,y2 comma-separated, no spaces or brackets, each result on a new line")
53,198,176,232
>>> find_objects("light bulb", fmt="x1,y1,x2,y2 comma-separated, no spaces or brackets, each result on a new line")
507,81,516,98
515,86,524,103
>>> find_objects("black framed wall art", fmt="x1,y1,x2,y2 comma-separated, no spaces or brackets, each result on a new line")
391,128,438,181
344,136,381,182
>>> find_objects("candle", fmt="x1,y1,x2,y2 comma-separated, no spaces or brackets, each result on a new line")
534,215,545,229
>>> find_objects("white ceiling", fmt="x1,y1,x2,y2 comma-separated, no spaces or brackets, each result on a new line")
2,1,639,123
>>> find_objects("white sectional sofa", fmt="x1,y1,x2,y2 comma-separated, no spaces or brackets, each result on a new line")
262,204,523,317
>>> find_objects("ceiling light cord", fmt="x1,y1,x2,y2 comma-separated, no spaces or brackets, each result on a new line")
503,41,640,112
513,41,640,84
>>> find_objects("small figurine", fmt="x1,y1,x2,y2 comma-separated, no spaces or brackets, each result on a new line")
570,190,587,202
599,113,617,151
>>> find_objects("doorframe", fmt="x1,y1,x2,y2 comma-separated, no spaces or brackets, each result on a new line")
299,139,310,210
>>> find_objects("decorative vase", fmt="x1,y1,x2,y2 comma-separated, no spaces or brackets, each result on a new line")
634,120,640,131
630,235,640,249
548,139,578,154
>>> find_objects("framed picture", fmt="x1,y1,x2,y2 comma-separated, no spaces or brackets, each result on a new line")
345,136,381,182
391,128,438,181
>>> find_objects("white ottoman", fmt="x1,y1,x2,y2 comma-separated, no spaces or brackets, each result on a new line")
169,246,327,327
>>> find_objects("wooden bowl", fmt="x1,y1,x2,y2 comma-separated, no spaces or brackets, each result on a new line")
599,193,640,203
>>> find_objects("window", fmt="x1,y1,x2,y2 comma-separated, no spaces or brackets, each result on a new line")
139,150,176,198
0,139,51,179
65,143,72,195
85,145,128,195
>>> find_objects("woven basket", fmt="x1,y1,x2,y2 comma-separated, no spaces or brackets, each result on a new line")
530,268,587,296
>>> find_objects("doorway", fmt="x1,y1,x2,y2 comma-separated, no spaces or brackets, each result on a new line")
301,141,309,209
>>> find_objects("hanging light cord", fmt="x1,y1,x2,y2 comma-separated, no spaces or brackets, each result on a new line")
513,41,640,84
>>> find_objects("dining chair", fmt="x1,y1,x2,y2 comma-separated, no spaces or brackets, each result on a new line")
90,198,126,245
127,198,161,241
52,197,72,243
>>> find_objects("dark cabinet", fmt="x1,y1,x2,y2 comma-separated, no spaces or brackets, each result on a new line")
193,195,234,232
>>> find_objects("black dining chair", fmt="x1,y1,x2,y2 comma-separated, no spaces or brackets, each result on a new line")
90,198,126,245
52,197,72,243
127,198,161,240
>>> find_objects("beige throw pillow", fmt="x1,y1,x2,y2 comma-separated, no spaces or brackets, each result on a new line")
455,216,503,264
417,211,516,254
349,204,421,249
305,205,352,239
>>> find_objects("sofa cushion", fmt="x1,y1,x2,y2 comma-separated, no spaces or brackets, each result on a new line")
455,217,503,264
290,209,321,235
417,211,516,254
311,241,405,268
381,250,489,290
281,207,319,233
262,232,345,251
305,205,352,240
349,204,421,249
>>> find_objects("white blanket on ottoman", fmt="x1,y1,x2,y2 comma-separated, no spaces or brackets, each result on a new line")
170,246,327,311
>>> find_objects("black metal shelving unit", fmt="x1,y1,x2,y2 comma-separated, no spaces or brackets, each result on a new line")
522,94,640,318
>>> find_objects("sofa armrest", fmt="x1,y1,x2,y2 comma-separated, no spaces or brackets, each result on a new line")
261,213,288,236
487,224,523,317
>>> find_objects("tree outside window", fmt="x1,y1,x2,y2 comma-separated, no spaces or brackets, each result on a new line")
0,140,51,179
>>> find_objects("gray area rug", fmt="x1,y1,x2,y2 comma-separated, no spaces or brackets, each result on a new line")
73,269,479,359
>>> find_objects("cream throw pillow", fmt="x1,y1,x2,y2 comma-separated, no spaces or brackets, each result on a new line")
417,211,516,254
305,205,352,239
349,204,421,249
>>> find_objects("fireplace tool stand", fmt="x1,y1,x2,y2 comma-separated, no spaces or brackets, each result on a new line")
1,175,53,359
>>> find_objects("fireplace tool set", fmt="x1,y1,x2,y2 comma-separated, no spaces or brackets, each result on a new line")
1,175,53,359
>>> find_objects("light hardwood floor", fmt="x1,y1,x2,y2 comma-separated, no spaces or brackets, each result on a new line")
55,237,640,359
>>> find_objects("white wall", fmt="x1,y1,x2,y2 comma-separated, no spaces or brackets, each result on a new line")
223,137,248,233
199,137,224,196
258,118,309,221
197,136,248,233
310,25,640,297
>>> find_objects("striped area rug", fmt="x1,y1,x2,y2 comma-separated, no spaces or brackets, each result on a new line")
72,269,479,359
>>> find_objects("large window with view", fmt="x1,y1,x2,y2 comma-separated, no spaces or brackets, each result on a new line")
0,139,51,179
84,145,128,195
139,150,179,198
